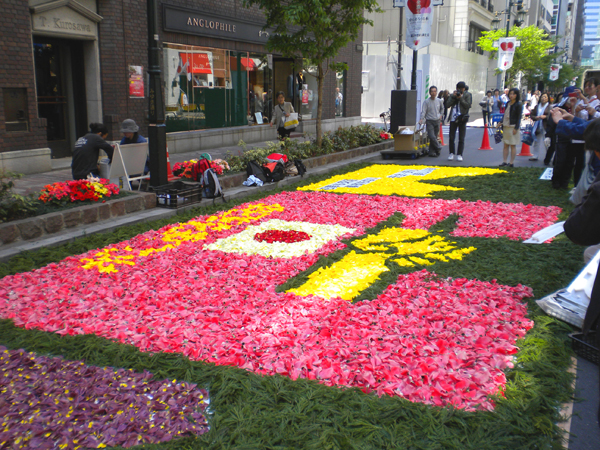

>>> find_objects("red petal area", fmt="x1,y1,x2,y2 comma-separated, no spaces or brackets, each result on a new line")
254,230,311,243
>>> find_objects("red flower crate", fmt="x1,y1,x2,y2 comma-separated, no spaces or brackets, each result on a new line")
569,331,599,365
152,181,202,209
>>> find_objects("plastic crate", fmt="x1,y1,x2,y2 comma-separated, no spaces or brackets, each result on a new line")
152,181,202,209
569,331,599,365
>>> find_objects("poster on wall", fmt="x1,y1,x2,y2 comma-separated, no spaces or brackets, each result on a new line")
549,64,561,81
393,0,443,6
405,0,433,51
302,89,309,105
129,65,144,98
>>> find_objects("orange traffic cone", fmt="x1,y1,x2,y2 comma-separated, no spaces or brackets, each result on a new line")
166,147,181,181
478,124,493,150
439,122,445,146
518,142,533,157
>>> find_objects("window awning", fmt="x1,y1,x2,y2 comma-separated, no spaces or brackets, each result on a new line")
179,53,212,74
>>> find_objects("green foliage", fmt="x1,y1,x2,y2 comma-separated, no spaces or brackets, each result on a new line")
225,125,383,172
477,26,555,87
0,171,39,223
241,0,381,146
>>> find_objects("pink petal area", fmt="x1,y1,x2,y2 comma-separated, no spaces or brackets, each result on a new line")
0,192,551,411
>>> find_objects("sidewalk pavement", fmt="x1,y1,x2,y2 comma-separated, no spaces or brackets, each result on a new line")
5,120,599,449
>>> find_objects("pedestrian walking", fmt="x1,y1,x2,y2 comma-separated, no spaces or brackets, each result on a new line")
480,90,494,127
445,81,472,161
499,88,523,167
419,86,444,157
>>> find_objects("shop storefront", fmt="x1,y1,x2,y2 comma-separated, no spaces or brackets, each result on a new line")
1,0,362,174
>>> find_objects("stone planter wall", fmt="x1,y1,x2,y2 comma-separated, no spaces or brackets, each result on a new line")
0,192,156,246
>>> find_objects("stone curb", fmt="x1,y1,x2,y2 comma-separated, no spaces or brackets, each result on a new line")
0,192,156,246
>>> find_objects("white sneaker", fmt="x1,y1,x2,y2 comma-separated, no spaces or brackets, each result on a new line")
448,154,454,160
457,155,463,161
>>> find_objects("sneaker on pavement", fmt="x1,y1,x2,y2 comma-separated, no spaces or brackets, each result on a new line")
457,155,463,161
448,154,454,160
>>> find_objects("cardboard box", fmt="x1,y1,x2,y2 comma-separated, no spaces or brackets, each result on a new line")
393,126,419,152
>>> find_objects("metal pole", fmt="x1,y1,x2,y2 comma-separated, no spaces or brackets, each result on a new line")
396,7,403,90
147,0,168,187
411,49,418,91
504,0,512,86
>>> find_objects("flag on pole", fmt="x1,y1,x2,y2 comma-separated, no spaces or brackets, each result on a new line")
496,37,518,71
405,0,433,51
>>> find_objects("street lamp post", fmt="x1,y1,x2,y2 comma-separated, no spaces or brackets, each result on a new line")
147,0,168,187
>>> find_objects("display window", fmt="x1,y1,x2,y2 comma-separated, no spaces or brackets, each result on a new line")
163,43,272,132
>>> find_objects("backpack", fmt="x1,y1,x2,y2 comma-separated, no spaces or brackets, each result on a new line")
284,160,298,176
266,153,288,164
202,168,225,201
246,160,267,183
263,161,285,182
193,158,212,182
294,159,307,177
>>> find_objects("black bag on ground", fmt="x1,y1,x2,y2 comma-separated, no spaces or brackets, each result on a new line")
262,161,286,182
246,160,268,183
294,159,307,177
202,168,225,202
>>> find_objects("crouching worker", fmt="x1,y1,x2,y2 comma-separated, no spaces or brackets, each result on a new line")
563,117,600,428
71,123,114,180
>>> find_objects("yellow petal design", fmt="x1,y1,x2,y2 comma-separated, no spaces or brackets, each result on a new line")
288,251,389,301
298,164,505,197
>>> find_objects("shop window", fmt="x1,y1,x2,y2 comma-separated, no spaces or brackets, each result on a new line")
163,43,272,132
300,64,318,120
335,70,346,118
3,88,29,132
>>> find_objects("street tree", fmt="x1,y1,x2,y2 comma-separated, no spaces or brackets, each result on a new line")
477,25,555,87
242,0,380,147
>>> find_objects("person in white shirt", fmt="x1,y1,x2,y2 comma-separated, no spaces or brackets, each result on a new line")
419,86,445,157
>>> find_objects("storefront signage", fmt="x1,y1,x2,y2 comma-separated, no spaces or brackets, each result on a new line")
163,5,271,45
30,4,100,39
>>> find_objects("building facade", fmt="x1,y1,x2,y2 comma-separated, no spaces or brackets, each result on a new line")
581,0,600,67
0,0,363,174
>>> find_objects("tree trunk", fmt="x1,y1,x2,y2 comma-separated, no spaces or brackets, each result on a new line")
316,63,325,148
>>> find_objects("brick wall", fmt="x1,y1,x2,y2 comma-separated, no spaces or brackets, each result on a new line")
0,1,48,153
98,0,149,140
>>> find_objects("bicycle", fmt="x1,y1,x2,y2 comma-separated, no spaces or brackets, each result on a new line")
379,108,391,132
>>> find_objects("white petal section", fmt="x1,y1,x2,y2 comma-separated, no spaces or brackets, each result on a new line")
205,219,355,258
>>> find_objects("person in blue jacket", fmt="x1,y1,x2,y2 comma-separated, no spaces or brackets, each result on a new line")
119,119,149,174
552,107,600,176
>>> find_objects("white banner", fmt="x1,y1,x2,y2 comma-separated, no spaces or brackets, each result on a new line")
497,37,518,71
405,0,433,51
549,64,561,81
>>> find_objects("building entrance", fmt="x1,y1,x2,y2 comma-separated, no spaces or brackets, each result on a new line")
33,38,88,159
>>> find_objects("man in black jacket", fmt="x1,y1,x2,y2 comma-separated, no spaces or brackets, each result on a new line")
71,123,114,180
563,117,600,427
445,81,472,161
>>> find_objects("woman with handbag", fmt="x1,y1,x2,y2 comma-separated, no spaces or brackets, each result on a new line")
480,91,493,126
270,91,295,140
528,92,550,161
499,88,523,167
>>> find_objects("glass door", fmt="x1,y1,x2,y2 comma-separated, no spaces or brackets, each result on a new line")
34,40,69,158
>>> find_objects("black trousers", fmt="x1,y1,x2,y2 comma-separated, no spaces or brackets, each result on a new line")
552,139,583,189
277,127,292,140
448,120,467,155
